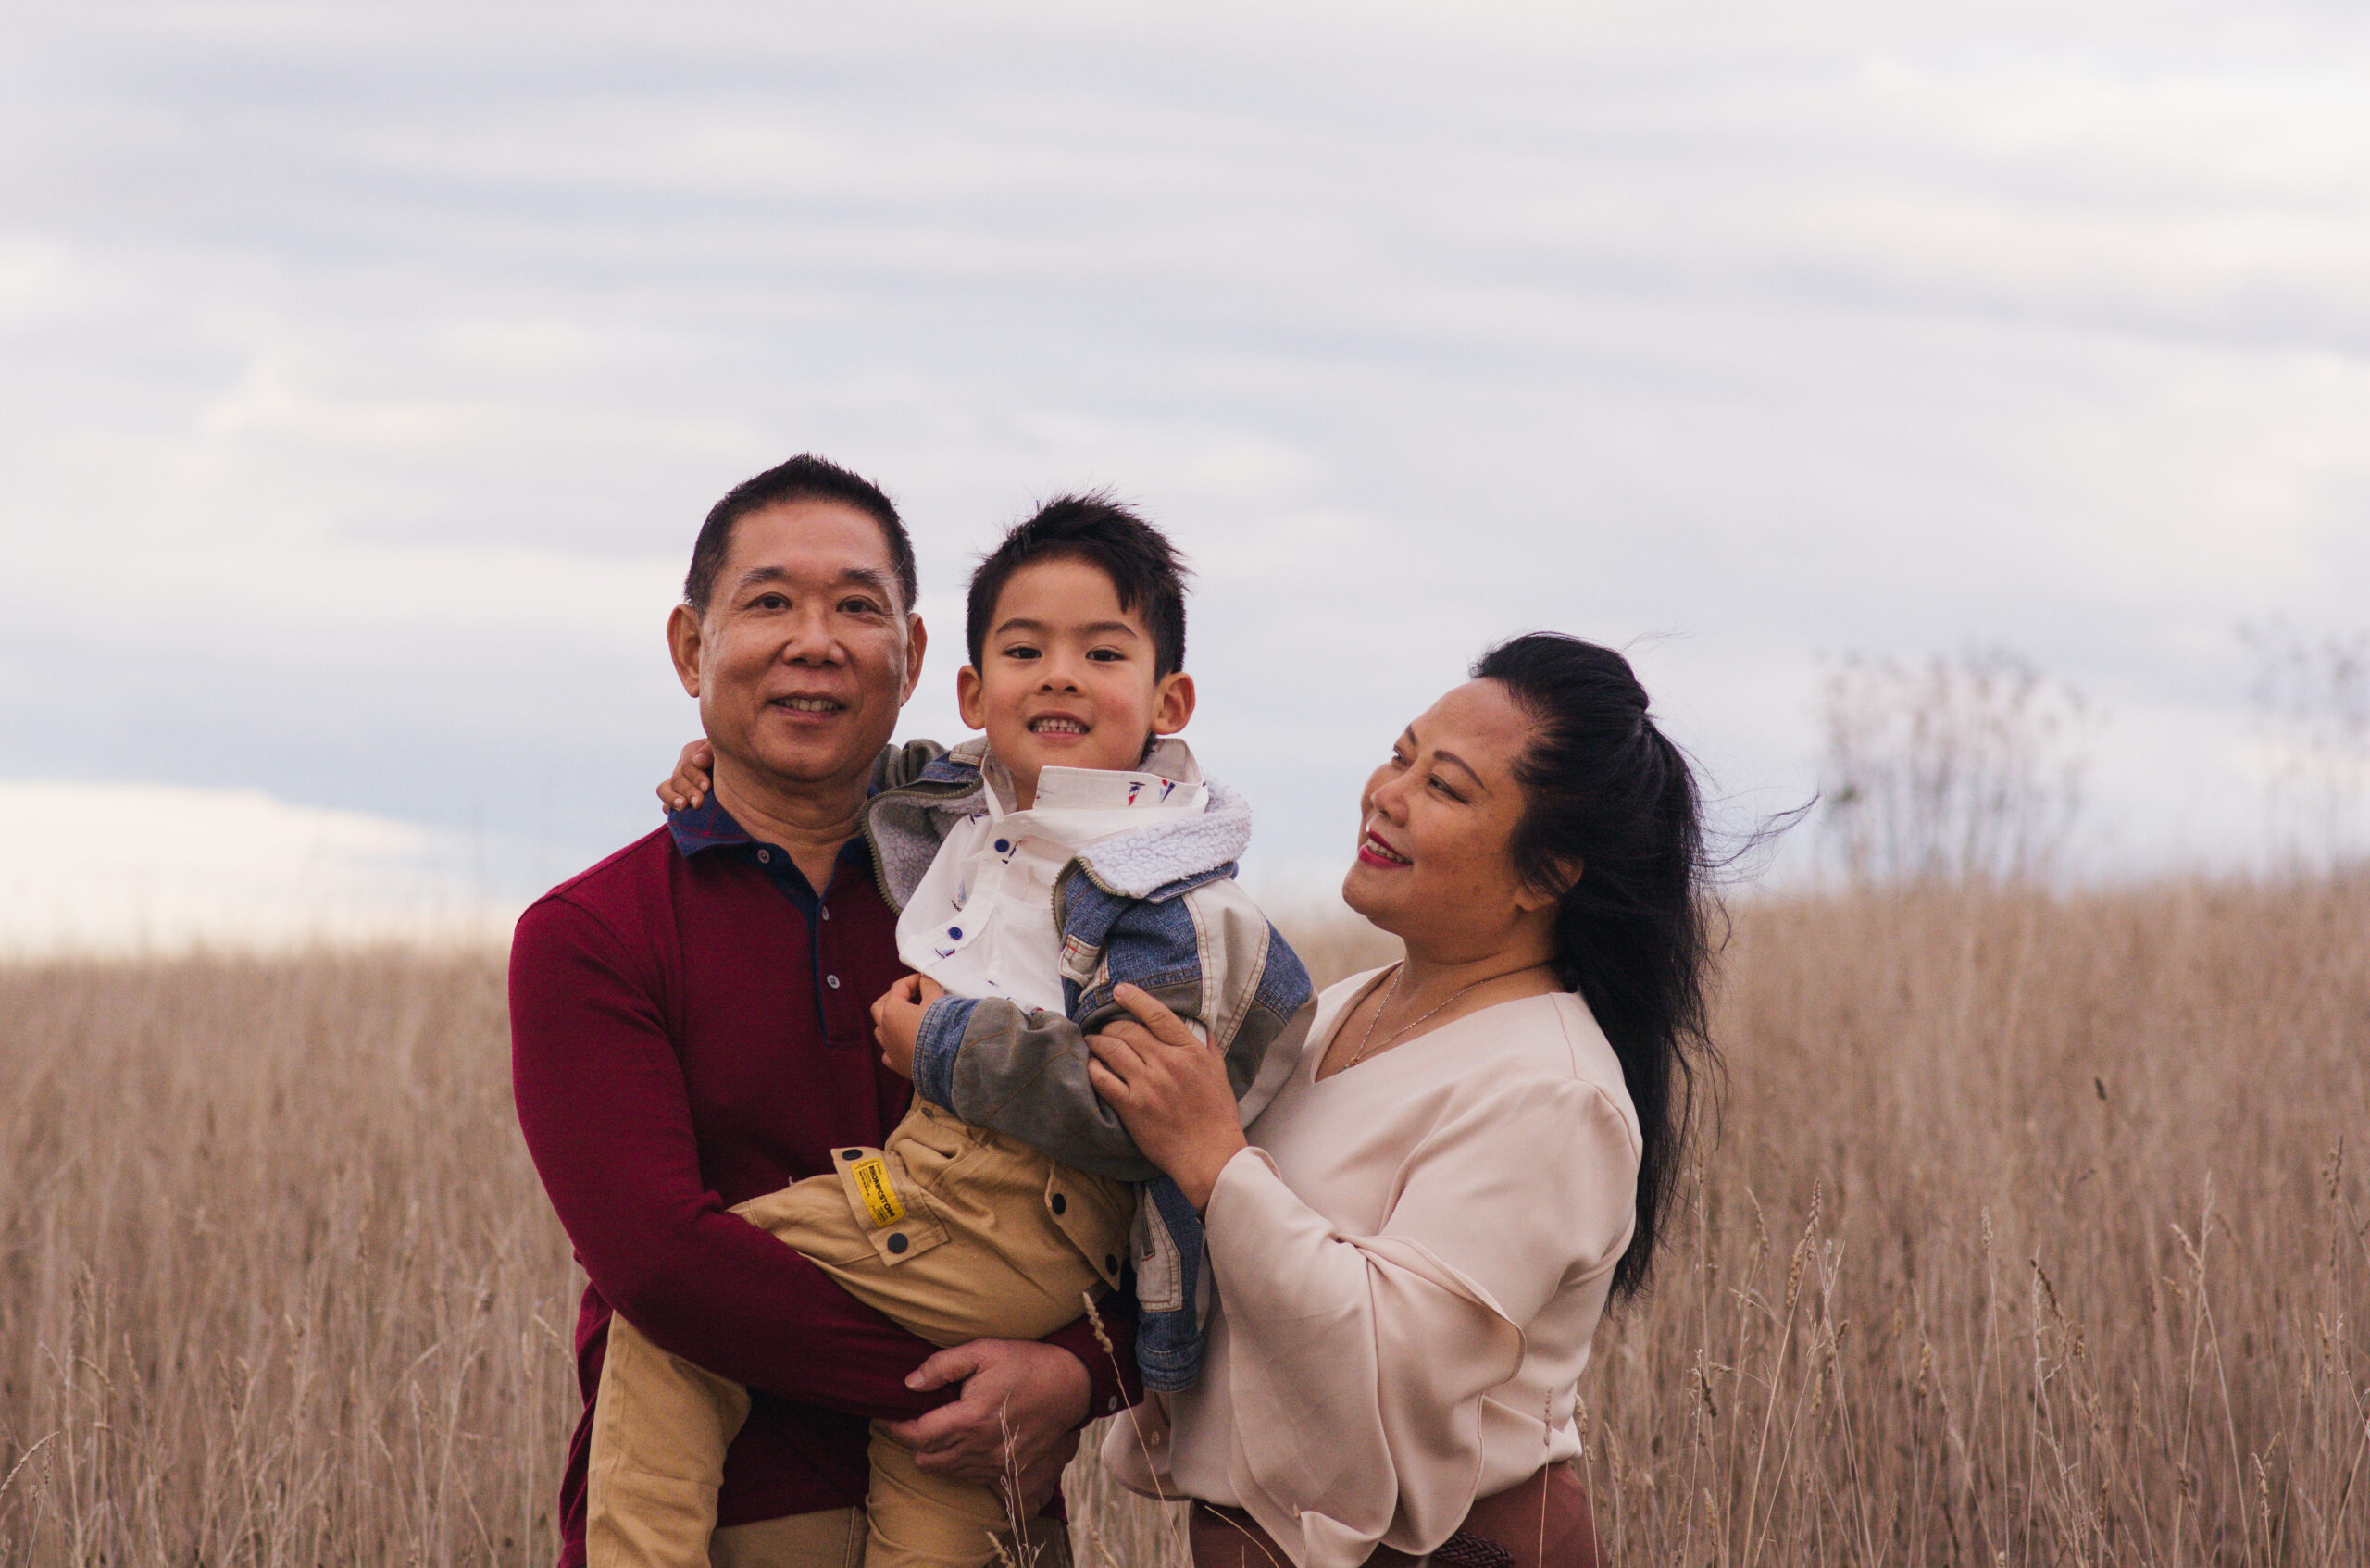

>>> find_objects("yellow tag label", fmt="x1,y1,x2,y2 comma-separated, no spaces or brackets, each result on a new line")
850,1158,904,1227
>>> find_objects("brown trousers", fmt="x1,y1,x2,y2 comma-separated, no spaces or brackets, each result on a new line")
1187,1462,1601,1568
588,1101,1132,1568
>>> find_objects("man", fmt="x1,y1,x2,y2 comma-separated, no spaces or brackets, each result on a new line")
511,455,1134,1568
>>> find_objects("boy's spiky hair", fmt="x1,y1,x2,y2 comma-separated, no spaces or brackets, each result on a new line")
965,493,1190,678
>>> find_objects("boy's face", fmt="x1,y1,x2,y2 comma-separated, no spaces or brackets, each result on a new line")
957,554,1194,808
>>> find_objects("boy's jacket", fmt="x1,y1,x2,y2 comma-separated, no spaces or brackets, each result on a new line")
862,737,1316,1391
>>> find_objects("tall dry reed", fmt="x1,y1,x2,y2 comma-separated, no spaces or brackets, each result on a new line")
0,952,575,1564
1,884,2363,1564
1582,878,2370,1567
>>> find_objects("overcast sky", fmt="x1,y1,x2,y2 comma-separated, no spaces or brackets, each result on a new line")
6,0,2368,949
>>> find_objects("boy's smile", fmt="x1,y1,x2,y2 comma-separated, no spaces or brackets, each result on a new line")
956,554,1195,808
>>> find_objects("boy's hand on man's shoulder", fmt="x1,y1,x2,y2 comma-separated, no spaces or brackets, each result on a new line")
870,973,947,1079
656,738,715,813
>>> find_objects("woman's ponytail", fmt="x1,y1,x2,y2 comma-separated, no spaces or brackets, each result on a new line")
1471,634,1716,1301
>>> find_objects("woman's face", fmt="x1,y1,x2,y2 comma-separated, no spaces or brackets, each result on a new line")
1343,678,1557,957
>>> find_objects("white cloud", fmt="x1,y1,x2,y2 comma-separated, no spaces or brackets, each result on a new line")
0,781,519,956
2,0,2368,933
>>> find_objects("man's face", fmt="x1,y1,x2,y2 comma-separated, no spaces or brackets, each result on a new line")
668,499,925,800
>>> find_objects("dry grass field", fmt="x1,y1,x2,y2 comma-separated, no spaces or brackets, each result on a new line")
2,882,2364,1565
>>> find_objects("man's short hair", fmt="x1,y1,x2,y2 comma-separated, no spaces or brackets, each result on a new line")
966,493,1190,678
685,455,919,617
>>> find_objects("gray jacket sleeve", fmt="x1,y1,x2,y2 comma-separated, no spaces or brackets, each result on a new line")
907,877,1314,1182
869,738,948,793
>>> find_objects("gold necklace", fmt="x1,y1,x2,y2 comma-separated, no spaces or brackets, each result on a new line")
1344,962,1529,1068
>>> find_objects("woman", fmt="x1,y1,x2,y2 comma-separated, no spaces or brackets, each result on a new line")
1085,632,1715,1568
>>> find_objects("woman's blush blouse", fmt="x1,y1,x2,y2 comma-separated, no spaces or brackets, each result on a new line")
1103,968,1643,1568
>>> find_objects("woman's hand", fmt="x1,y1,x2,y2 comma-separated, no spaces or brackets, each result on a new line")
871,973,947,1079
656,739,715,812
1087,984,1246,1212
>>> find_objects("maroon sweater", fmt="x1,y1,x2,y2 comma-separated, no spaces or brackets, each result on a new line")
510,800,1133,1565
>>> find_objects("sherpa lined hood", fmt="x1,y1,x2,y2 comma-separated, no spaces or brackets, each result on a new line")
866,736,1251,911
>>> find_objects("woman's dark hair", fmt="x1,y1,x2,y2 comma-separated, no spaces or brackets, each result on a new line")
1472,631,1718,1301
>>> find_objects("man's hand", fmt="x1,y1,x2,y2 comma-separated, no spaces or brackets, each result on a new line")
870,973,946,1079
879,1338,1091,1515
656,739,716,813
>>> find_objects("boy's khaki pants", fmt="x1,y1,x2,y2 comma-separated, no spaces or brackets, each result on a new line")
588,1101,1133,1568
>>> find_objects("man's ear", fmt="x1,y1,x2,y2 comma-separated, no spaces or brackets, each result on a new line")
1150,671,1196,735
955,664,988,731
899,614,929,705
667,604,704,698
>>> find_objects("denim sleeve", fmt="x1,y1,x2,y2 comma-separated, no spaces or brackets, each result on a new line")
908,878,1314,1181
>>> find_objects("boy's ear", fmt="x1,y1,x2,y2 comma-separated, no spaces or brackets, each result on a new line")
954,665,989,732
1150,671,1196,735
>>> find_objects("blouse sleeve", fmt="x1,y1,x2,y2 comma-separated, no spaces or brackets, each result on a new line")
1198,1074,1640,1567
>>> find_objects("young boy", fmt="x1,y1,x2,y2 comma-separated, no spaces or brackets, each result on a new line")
592,497,1314,1568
